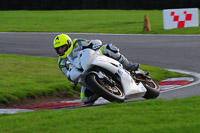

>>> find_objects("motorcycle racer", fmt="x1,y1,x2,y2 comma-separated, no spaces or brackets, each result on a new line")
53,34,139,105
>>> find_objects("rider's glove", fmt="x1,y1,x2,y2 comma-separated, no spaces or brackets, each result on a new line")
92,43,101,50
65,61,72,70
90,40,102,50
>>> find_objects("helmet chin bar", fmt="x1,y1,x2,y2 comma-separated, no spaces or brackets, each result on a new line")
60,52,68,59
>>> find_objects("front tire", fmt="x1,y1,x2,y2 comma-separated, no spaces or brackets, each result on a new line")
86,73,125,102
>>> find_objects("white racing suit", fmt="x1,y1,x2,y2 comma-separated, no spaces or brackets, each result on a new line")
58,38,139,104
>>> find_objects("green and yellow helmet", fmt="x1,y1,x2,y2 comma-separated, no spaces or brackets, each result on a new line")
53,34,73,59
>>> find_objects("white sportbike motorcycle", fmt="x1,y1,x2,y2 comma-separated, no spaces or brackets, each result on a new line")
69,48,160,103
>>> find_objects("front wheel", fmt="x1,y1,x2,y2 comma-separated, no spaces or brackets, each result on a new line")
135,74,160,99
86,73,125,102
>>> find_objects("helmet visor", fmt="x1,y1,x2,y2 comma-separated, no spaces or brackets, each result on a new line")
55,44,69,56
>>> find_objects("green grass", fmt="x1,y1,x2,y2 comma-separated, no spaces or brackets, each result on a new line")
0,54,79,104
139,65,187,82
0,96,200,132
0,54,185,104
0,10,200,34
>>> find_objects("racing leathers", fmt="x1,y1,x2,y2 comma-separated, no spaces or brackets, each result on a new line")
58,38,139,104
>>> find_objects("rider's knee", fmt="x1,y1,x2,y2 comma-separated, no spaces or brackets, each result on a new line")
102,44,121,60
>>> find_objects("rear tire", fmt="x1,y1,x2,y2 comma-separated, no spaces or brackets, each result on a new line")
135,74,160,99
86,73,125,102
143,79,160,99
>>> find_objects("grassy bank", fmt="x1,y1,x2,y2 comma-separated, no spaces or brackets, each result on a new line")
0,10,200,34
0,96,200,132
0,54,184,104
0,54,78,104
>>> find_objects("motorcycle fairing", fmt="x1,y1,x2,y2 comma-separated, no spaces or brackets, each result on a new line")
78,49,147,98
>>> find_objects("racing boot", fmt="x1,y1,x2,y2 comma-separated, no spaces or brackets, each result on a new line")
118,55,140,71
81,87,99,106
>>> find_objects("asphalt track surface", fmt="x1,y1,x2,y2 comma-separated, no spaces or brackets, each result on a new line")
0,32,200,100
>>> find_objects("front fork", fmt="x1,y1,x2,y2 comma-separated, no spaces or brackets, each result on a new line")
95,71,117,87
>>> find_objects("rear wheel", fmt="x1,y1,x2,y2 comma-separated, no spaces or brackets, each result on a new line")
86,73,125,102
135,74,160,99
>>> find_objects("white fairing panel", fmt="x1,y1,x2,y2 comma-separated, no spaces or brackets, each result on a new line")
119,68,147,98
79,49,96,70
80,49,119,74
